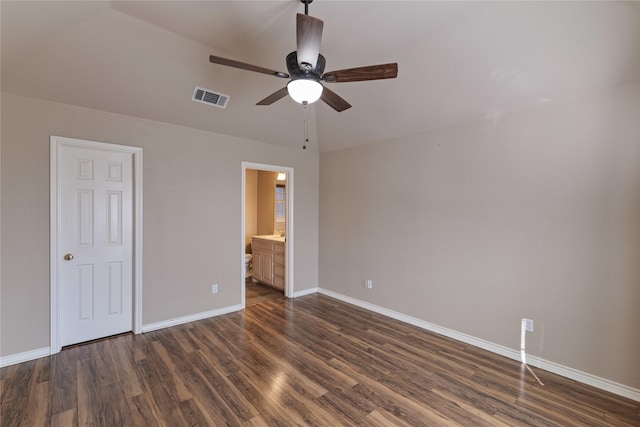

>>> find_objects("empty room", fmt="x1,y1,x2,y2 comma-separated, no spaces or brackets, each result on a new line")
1,1,639,425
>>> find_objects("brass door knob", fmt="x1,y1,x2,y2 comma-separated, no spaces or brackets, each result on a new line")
64,253,74,261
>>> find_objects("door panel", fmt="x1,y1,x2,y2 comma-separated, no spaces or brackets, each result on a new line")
60,146,133,346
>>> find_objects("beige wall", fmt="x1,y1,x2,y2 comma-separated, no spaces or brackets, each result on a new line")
319,86,640,389
257,171,277,236
0,93,319,356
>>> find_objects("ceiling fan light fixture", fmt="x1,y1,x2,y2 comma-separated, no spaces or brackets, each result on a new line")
287,79,323,104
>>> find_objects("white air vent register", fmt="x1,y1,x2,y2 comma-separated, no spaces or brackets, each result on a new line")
192,86,230,109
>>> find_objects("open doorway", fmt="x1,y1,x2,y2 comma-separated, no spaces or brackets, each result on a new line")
241,162,294,308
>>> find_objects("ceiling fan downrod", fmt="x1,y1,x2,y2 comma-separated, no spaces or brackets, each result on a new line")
301,0,313,16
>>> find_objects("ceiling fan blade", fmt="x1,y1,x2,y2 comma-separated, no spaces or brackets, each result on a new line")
256,87,289,106
322,63,398,83
320,86,351,112
296,13,323,70
209,55,289,78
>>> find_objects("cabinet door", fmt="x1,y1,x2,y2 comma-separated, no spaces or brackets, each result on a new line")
262,252,274,286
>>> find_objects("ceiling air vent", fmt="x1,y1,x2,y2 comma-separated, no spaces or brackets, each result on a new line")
192,86,230,109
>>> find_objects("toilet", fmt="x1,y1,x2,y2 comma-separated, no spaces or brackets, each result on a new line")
244,253,252,279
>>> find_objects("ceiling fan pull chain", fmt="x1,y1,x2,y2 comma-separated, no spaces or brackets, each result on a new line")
303,101,309,150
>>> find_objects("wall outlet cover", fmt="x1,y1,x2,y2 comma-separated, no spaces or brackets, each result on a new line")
525,318,534,332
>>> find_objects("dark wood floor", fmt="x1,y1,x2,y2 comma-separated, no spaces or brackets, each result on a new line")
1,294,638,426
245,280,284,306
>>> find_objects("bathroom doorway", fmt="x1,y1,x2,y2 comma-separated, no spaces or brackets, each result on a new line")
241,162,293,308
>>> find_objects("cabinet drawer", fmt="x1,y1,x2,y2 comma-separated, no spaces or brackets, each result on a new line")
273,276,285,290
273,254,285,266
273,264,285,277
251,238,273,252
274,242,285,254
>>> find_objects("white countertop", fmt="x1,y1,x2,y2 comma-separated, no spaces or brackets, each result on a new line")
252,234,286,243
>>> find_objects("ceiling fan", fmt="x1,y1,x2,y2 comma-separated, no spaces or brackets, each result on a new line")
208,0,398,112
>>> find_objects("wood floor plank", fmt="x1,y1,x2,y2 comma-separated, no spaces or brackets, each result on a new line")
514,393,610,427
109,334,145,399
134,357,191,426
76,357,103,426
254,372,348,427
180,367,248,426
178,397,218,427
514,379,609,423
365,407,419,427
50,408,77,427
350,381,456,427
22,380,50,427
1,362,38,427
169,324,199,354
1,294,638,426
226,369,301,426
98,381,135,426
149,341,193,402
33,358,51,385
126,392,162,427
129,332,148,362
603,413,639,427
314,388,378,425
184,350,258,422
222,312,329,399
218,311,360,396
426,349,521,406
186,319,244,376
50,346,78,416
242,414,271,427
534,369,640,426
327,357,456,427
431,387,513,427
245,281,284,306
91,339,120,387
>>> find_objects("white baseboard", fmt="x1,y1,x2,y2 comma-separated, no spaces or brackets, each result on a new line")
142,304,243,333
0,347,51,368
293,287,319,298
317,288,640,402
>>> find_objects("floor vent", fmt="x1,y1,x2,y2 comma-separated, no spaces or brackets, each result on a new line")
192,86,230,109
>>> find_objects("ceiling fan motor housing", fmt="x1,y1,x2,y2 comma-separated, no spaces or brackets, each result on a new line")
286,51,325,81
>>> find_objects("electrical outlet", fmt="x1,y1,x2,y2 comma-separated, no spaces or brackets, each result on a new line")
211,284,219,294
524,318,534,332
362,279,373,289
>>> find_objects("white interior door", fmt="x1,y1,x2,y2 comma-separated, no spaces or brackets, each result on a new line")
59,145,133,346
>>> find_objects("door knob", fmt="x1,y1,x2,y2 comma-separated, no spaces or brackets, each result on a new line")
64,253,74,261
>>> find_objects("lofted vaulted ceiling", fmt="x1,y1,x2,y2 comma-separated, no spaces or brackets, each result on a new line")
2,1,639,152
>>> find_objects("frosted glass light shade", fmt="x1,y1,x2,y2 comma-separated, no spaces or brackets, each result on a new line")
287,79,323,104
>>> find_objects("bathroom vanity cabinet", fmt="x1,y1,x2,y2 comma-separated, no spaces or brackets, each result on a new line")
251,236,285,291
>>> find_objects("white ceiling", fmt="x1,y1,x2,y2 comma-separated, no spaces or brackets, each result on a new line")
2,1,639,152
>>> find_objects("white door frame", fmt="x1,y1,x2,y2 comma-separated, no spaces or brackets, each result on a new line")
50,136,143,354
241,162,294,308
